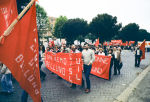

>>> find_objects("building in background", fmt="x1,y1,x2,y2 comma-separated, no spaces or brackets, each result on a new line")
40,16,57,43
49,16,57,36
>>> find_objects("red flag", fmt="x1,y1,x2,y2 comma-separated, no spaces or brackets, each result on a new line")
49,40,55,48
140,40,145,60
0,0,18,44
94,38,99,47
0,3,41,102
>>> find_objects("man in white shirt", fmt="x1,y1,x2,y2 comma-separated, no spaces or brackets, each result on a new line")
135,47,142,67
82,43,95,93
113,47,121,75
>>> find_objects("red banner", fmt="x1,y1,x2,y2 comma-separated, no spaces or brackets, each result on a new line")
45,52,112,81
140,40,145,59
0,4,41,102
129,41,135,46
45,52,83,85
91,55,111,80
111,40,122,45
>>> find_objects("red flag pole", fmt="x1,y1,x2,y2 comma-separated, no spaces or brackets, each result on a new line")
0,0,36,44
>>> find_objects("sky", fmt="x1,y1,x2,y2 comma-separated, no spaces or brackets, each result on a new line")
38,0,150,32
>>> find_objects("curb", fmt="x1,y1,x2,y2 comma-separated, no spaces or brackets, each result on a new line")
113,65,150,102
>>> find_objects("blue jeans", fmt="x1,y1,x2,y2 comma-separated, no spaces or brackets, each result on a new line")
83,64,92,89
1,73,14,93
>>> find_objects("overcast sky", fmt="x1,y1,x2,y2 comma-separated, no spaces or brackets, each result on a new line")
38,0,150,32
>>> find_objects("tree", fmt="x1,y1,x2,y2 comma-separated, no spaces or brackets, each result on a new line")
36,4,50,38
120,23,140,41
138,29,150,41
89,13,121,42
62,18,88,44
53,16,68,38
17,0,30,14
17,1,50,39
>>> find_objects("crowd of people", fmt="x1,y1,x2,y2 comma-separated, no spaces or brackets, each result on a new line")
0,42,144,101
39,42,137,93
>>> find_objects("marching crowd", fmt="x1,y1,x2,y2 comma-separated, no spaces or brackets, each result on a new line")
0,42,143,101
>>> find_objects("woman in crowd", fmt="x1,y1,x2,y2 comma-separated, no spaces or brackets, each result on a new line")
98,48,105,56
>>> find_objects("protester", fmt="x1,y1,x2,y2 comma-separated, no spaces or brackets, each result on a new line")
113,47,121,75
95,47,99,54
82,43,95,93
70,45,80,88
0,62,14,95
39,49,46,81
98,48,105,56
107,49,114,80
135,46,142,67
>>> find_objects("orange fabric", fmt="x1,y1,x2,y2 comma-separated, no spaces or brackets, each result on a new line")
45,52,112,82
140,40,145,59
94,38,99,47
91,55,111,80
111,40,122,46
0,0,18,44
0,3,41,102
49,40,55,48
45,52,83,85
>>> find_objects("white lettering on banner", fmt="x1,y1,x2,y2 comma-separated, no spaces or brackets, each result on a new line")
15,54,24,63
30,45,37,53
35,89,39,95
28,75,35,82
92,67,103,74
76,58,80,64
24,70,30,78
69,76,72,82
0,8,8,14
32,82,37,88
59,58,67,65
78,66,80,72
4,14,9,27
28,59,34,67
76,74,80,80
69,68,72,74
95,56,108,64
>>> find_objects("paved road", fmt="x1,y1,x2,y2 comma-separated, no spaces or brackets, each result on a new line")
0,50,150,102
127,70,150,102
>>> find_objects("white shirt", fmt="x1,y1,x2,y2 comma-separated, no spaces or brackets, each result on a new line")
82,49,95,65
98,52,105,56
137,50,140,55
114,51,118,59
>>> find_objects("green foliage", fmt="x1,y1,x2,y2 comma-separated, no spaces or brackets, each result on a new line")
53,16,68,38
120,23,140,41
17,1,50,39
36,4,50,38
62,18,88,44
17,0,30,14
89,13,122,42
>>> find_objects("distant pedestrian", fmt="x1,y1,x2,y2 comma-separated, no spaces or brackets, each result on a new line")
108,49,114,80
135,47,142,67
113,47,121,75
